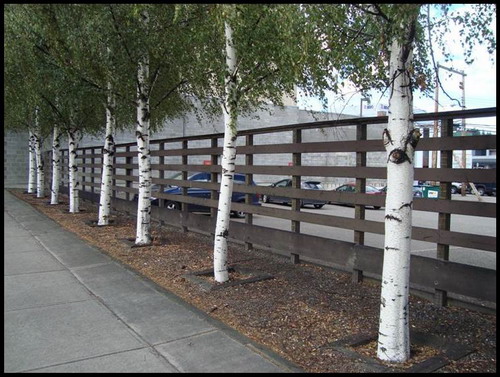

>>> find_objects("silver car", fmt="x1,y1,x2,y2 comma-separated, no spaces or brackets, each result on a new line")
261,179,327,209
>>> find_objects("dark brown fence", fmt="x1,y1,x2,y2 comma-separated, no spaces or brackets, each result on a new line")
52,107,496,311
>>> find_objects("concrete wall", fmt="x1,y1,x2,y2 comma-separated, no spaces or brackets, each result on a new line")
4,131,32,188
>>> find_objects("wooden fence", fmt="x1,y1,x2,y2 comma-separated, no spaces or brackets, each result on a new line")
51,107,496,311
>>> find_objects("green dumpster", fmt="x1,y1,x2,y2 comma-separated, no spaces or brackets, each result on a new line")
422,185,440,199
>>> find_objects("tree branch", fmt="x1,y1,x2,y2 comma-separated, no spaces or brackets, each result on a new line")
107,5,136,67
40,94,65,123
354,4,390,22
239,66,280,95
149,66,161,97
34,42,134,106
426,5,463,108
152,79,188,110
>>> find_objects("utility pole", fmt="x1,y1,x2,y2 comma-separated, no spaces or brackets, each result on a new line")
432,67,440,182
459,75,467,196
434,64,467,192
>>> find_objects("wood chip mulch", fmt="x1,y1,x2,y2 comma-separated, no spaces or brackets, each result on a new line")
9,189,496,373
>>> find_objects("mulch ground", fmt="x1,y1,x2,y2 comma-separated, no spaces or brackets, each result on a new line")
9,189,496,373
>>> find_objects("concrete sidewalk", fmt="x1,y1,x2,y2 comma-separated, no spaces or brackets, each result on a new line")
4,189,300,373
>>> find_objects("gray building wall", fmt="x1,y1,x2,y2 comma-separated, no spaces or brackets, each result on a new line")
4,131,35,188
4,104,387,189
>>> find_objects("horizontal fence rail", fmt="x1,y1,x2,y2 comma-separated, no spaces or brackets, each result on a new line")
52,107,496,310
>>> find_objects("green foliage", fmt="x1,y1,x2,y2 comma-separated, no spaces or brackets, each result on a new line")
303,4,496,99
429,4,496,65
5,4,202,136
176,4,336,122
101,4,196,130
4,4,41,133
18,4,134,133
5,3,495,136
4,4,107,137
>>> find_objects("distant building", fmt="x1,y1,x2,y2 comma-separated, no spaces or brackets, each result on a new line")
413,122,496,170
466,128,496,169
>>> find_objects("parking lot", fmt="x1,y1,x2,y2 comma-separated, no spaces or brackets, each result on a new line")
235,194,496,270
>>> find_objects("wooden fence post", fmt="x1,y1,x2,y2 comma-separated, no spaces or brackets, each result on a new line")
210,137,219,219
81,148,87,194
353,121,367,283
111,147,116,200
245,134,254,251
181,139,188,233
435,117,453,306
125,145,132,201
63,149,69,193
60,149,66,192
91,148,96,194
158,142,165,208
45,150,52,197
290,129,302,264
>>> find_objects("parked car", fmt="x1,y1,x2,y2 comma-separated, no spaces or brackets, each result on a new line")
412,185,424,197
333,183,384,209
261,178,327,209
460,182,496,196
380,184,425,198
134,172,260,218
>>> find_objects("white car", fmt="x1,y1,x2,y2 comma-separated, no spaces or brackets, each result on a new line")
451,182,463,194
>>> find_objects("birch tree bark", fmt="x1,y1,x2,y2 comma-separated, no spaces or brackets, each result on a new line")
68,128,81,213
34,108,45,198
50,124,61,204
98,83,116,226
27,128,37,194
213,19,239,283
377,19,420,363
135,10,152,246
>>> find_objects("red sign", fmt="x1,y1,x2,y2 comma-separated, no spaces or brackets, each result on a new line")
203,160,212,165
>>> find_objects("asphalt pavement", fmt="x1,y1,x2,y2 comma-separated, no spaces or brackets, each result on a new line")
3,189,300,373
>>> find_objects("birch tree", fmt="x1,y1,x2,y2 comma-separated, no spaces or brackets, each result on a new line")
28,4,199,235
43,78,101,213
130,8,152,245
97,80,116,225
36,4,122,220
35,4,128,221
28,130,37,194
50,123,62,204
362,5,494,362
307,3,495,362
6,4,105,212
52,71,105,213
102,4,198,245
5,5,51,197
213,18,238,282
66,127,80,212
377,7,421,362
33,107,45,198
40,81,103,213
178,4,334,282
49,5,131,223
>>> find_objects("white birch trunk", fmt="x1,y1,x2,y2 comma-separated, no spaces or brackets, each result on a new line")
135,24,152,246
50,125,62,204
68,128,81,213
27,128,37,194
377,30,419,363
98,83,116,226
213,20,238,283
34,108,45,198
